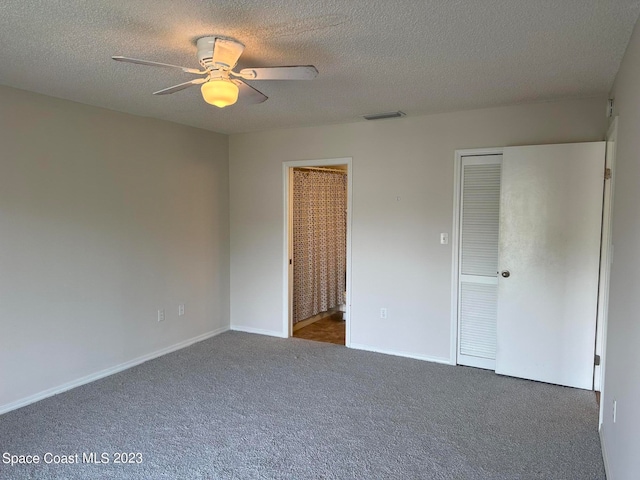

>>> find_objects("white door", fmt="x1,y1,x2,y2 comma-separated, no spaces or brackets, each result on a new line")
457,155,502,370
496,142,605,390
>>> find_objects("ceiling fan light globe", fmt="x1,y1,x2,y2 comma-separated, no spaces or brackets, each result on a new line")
201,79,239,108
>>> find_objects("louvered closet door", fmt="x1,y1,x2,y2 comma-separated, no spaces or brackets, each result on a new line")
457,155,501,370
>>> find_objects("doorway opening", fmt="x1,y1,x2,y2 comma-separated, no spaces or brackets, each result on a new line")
283,158,352,346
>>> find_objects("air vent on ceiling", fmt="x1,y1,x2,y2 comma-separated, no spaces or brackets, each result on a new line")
362,111,406,121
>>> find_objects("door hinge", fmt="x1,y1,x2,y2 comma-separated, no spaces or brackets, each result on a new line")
595,354,601,366
605,168,612,180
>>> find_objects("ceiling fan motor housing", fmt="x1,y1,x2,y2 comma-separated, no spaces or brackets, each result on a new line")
197,36,245,71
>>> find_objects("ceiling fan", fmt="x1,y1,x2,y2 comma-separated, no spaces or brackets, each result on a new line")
113,36,318,108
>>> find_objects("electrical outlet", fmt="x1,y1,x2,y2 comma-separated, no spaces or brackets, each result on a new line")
178,304,185,316
157,309,165,322
613,400,617,423
380,308,388,319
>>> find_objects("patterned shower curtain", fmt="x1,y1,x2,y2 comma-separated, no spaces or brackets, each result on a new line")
292,169,347,324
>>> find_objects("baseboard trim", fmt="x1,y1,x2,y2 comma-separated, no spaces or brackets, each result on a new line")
349,343,452,365
0,326,229,416
599,425,612,479
230,325,287,338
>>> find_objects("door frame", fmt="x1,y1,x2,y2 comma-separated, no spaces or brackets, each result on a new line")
282,157,353,345
450,147,503,365
597,117,618,425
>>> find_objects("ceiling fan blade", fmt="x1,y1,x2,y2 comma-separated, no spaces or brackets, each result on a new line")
212,37,245,69
232,79,268,104
112,56,205,75
153,77,208,95
237,66,318,80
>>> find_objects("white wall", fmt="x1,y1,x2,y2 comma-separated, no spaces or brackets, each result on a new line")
229,98,606,361
600,16,640,480
0,86,230,411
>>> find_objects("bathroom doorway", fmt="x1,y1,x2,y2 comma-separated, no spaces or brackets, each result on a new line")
283,158,352,346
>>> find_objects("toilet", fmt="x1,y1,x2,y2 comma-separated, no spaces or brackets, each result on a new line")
338,291,347,320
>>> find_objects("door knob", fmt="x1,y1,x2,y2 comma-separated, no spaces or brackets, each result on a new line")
501,270,510,278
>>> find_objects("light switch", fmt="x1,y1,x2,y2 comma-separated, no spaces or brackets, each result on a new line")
440,233,449,245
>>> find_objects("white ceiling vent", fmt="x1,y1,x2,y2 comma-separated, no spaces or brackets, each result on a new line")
362,111,406,121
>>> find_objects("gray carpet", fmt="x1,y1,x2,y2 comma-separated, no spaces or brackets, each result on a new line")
0,332,605,479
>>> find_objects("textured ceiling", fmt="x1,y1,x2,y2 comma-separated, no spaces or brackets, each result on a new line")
0,1,638,134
